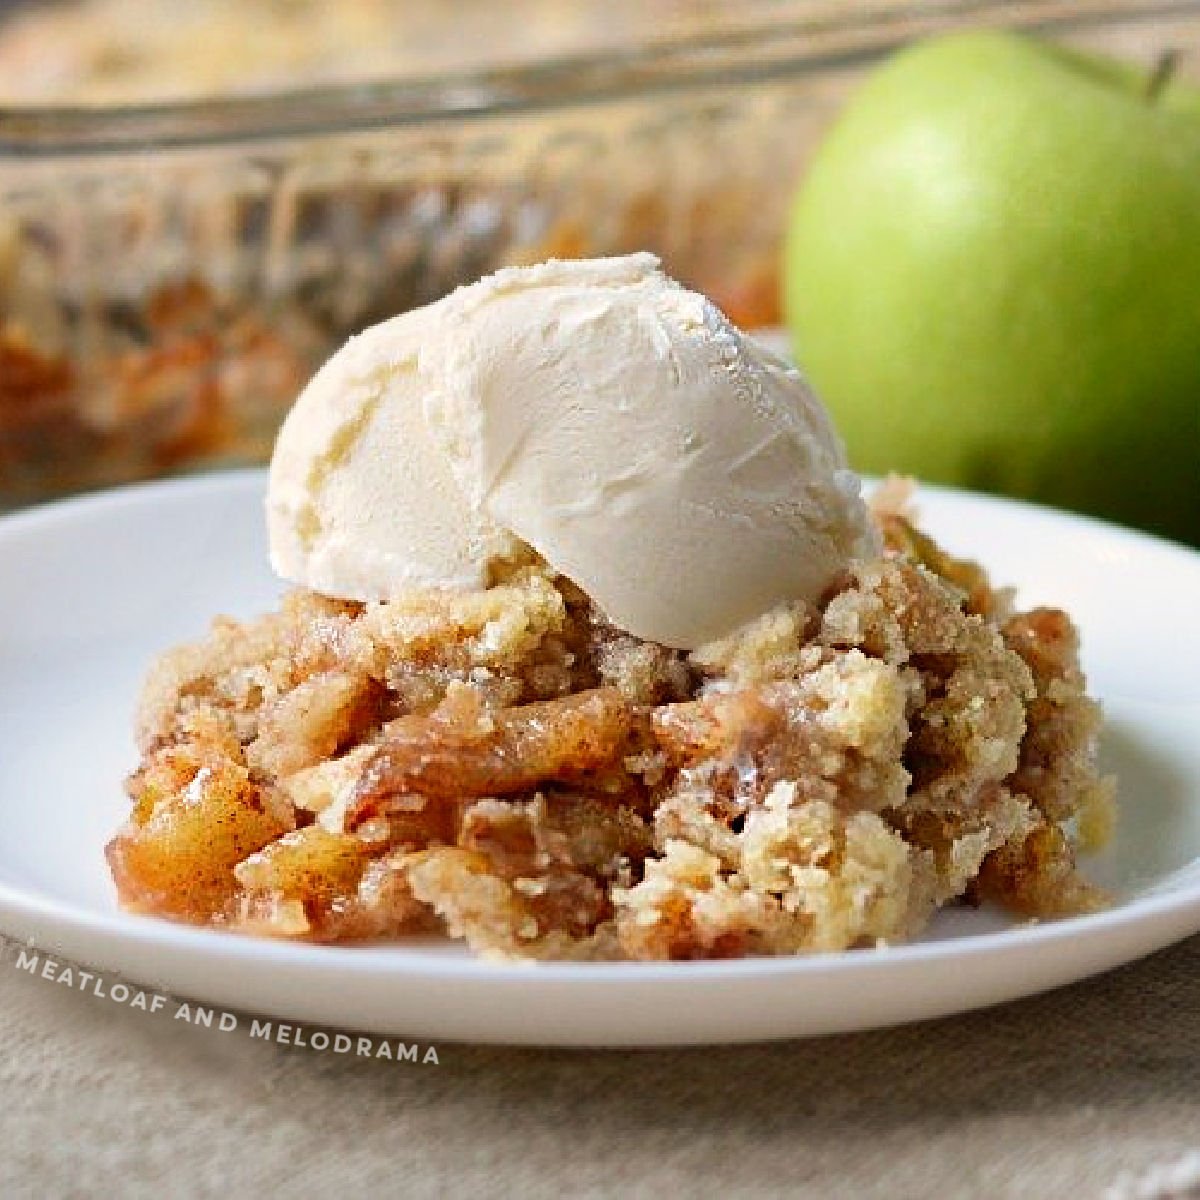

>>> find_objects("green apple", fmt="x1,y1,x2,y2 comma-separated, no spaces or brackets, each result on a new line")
784,31,1200,544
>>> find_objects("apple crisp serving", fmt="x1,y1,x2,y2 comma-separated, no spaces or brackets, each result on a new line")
107,491,1115,959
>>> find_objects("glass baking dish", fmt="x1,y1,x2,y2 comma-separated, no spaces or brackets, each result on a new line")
1,0,1195,505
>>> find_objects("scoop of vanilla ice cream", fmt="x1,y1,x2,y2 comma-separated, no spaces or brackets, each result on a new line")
267,303,517,597
268,253,878,649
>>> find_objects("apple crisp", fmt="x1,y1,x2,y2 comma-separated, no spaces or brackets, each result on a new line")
108,499,1115,959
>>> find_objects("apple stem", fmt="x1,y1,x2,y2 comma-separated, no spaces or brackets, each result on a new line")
1146,50,1180,102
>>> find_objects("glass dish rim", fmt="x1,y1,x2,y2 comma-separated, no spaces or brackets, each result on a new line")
0,0,1190,157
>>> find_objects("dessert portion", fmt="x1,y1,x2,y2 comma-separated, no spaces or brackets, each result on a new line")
107,256,1115,959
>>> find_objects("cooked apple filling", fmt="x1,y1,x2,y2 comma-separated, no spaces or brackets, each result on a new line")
108,500,1115,959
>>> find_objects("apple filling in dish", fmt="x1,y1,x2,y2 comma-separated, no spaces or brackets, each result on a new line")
107,496,1115,959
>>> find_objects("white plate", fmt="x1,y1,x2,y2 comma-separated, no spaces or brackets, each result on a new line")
0,470,1197,1047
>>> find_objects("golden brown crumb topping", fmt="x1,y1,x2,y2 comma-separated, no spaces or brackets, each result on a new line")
108,512,1114,959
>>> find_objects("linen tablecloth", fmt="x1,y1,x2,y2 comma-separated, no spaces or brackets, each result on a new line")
1,932,1196,1198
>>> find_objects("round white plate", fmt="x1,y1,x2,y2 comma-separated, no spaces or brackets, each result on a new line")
0,470,1197,1047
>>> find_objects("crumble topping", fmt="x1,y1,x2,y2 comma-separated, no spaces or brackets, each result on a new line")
108,509,1115,959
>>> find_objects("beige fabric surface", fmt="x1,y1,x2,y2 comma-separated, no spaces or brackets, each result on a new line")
0,932,1196,1199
